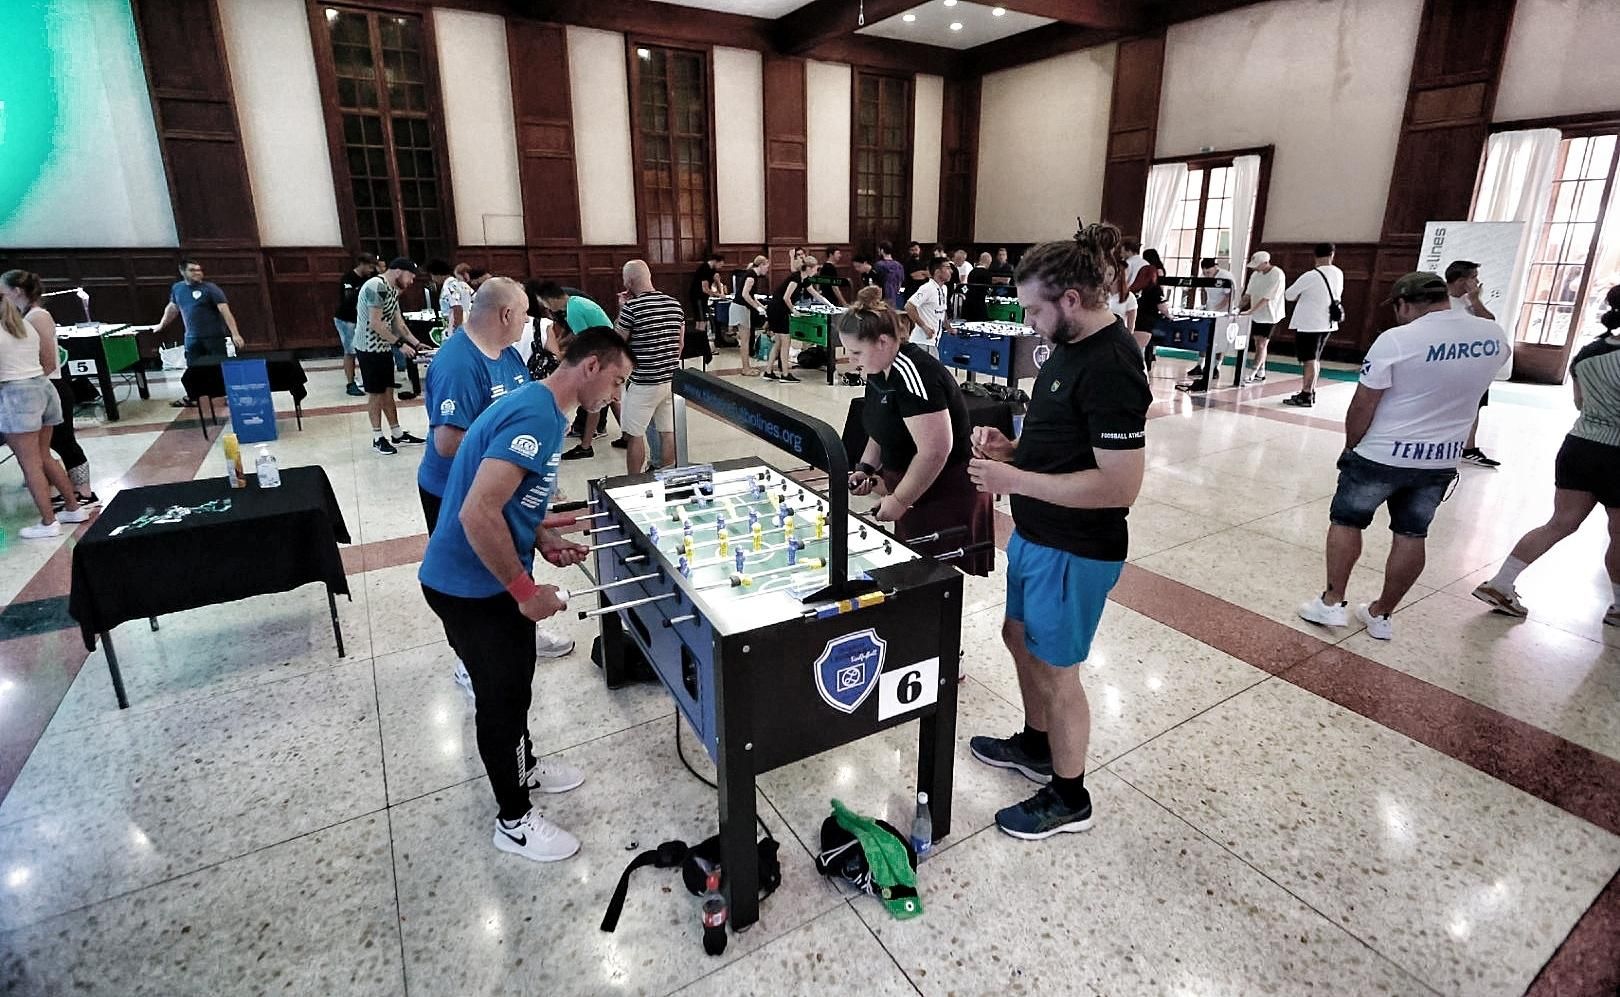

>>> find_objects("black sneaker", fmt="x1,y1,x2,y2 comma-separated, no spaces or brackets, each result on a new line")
1282,392,1315,407
561,444,594,460
397,390,419,401
345,383,364,397
995,784,1094,840
762,371,780,381
969,732,1053,784
52,491,100,511
610,435,630,450
373,436,397,456
392,431,426,446
783,373,802,382
1461,448,1501,469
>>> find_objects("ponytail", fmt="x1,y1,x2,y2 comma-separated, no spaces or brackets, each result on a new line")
1602,284,1620,332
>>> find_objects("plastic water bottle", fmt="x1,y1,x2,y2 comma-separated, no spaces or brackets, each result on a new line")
911,791,933,861
254,445,281,488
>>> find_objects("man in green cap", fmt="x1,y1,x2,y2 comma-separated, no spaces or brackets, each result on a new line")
1297,271,1509,641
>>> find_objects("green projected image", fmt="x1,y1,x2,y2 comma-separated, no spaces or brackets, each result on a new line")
0,0,63,228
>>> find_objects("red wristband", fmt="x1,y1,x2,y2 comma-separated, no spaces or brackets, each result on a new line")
505,574,539,603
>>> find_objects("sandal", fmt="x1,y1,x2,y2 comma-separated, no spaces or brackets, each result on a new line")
740,368,762,377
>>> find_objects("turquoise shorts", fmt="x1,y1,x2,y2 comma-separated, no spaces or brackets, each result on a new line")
1005,531,1122,667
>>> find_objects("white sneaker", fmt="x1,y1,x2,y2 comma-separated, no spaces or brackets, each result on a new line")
1357,604,1394,640
452,659,474,701
524,758,585,794
57,508,91,524
1297,594,1349,628
536,629,576,659
18,522,61,540
493,810,579,862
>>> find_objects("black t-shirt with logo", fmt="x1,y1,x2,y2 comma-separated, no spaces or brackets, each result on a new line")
862,342,972,473
1011,319,1151,561
336,270,367,323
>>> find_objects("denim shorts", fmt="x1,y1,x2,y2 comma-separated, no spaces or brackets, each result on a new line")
1329,450,1457,537
0,375,62,435
334,318,357,355
1004,531,1122,667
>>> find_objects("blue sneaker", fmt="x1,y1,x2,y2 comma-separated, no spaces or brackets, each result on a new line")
995,785,1094,840
969,732,1053,784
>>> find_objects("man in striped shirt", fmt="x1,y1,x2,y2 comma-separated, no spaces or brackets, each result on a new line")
616,260,685,474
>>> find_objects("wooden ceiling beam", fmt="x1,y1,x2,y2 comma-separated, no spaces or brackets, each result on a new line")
772,0,919,55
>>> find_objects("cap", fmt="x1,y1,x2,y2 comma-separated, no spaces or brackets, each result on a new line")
387,257,418,273
1382,271,1447,304
1246,251,1270,268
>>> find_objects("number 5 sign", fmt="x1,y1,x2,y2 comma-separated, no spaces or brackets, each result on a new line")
877,657,939,721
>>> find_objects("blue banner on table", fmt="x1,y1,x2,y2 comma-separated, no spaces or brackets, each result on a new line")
223,359,278,444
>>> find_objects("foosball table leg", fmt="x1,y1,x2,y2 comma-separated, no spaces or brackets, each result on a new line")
598,599,634,689
717,736,761,931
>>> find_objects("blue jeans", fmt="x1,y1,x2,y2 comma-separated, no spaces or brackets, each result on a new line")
1329,451,1457,538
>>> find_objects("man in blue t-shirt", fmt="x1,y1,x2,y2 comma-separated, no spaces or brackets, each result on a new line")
419,327,631,864
154,258,245,407
419,278,574,688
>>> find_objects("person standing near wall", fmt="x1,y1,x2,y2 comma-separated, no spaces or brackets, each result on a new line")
0,296,88,539
335,253,378,397
1446,260,1503,468
875,243,906,309
615,260,684,472
355,258,430,455
1281,243,1344,407
155,259,245,408
905,258,952,358
1239,250,1286,383
733,256,770,378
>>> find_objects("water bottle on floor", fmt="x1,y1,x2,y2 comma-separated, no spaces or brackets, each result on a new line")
911,791,933,861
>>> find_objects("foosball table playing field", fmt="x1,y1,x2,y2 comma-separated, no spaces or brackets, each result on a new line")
581,370,972,930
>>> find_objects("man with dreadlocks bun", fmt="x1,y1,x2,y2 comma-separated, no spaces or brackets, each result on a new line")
965,222,1152,840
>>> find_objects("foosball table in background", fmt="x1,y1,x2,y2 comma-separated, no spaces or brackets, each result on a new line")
583,370,969,930
1151,275,1249,390
788,302,847,384
937,319,1045,388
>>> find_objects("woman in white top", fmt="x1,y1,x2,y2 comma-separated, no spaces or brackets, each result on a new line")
0,296,88,538
2,270,95,507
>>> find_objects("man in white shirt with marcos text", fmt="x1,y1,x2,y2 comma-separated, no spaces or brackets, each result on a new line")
1297,272,1510,641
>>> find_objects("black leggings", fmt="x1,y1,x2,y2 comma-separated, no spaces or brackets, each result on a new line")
49,377,87,471
422,584,539,821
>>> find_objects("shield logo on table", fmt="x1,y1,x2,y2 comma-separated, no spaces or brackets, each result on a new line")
813,628,887,714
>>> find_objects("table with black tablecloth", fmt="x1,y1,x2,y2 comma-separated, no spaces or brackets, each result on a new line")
181,351,309,438
842,393,1016,466
68,466,351,708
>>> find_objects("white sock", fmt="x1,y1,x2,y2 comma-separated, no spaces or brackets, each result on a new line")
388,424,402,436
1488,557,1528,592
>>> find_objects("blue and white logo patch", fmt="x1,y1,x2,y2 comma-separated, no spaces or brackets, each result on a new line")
813,629,887,714
439,398,456,416
509,434,540,459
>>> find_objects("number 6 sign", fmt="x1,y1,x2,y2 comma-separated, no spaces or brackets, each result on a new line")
877,657,940,721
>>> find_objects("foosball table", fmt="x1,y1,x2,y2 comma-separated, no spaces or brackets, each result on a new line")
1151,275,1249,390
788,302,847,384
582,370,967,930
937,319,1045,387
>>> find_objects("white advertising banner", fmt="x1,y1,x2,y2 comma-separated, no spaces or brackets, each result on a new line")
1420,220,1526,377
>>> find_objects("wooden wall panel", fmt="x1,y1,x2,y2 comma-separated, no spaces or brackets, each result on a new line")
938,76,980,247
763,55,808,246
1099,33,1164,231
508,22,582,246
128,0,260,250
1372,0,1517,358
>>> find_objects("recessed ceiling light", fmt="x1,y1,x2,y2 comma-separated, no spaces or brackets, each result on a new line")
943,0,957,6
992,6,1006,14
902,12,916,20
949,20,963,29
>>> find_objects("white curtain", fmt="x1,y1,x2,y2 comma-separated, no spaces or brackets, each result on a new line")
1471,128,1562,343
1140,163,1186,260
1227,154,1262,280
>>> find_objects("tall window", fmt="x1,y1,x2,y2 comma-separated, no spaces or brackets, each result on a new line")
853,72,911,253
318,7,449,262
632,45,711,266
1519,134,1619,347
1163,163,1236,276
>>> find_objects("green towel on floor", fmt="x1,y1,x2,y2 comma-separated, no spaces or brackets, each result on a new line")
831,798,923,920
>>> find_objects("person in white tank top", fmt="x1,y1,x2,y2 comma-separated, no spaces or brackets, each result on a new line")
0,296,87,538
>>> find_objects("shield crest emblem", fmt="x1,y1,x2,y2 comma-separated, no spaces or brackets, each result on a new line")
192,289,202,300
813,628,887,714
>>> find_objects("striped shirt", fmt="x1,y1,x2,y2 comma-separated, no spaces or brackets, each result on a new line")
617,290,685,385
355,275,400,353
1570,335,1620,447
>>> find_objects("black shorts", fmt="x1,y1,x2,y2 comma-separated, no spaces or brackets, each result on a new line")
1554,434,1620,507
1250,321,1275,339
356,351,395,394
1294,331,1331,363
419,484,444,535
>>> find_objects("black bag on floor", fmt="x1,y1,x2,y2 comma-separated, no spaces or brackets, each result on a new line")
795,345,827,369
590,634,658,684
